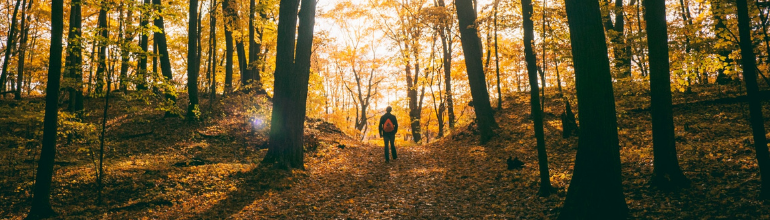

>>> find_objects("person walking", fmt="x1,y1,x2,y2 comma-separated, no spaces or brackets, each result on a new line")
379,106,398,162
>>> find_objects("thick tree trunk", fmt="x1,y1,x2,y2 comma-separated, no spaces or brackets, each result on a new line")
263,0,309,169
137,0,150,90
66,0,84,112
737,0,770,199
645,0,690,189
153,0,176,113
95,4,109,95
223,0,235,93
26,0,63,217
0,0,22,94
455,0,498,143
559,0,628,219
522,0,552,196
187,0,200,120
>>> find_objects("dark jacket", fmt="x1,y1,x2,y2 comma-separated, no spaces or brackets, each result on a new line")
378,112,398,136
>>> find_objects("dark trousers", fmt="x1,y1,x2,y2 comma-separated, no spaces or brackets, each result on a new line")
383,135,397,161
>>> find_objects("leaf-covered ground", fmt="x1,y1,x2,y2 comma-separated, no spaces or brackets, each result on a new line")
2,83,770,219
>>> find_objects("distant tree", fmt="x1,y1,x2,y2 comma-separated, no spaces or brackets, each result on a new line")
223,0,235,93
95,2,109,95
736,0,770,199
14,0,31,100
644,0,690,189
118,3,135,92
521,0,552,197
710,0,736,84
248,0,265,90
65,0,84,112
0,0,21,95
601,0,630,78
263,0,316,169
188,0,200,120
436,0,455,129
26,0,63,217
153,0,177,116
207,0,217,100
137,0,151,90
455,0,498,143
559,0,628,219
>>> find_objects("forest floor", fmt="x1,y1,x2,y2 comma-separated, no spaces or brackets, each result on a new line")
2,82,770,219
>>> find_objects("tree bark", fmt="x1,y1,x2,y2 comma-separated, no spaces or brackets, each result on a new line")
645,0,690,190
455,0,498,143
737,0,770,199
66,0,84,112
559,0,628,218
263,0,314,169
26,0,63,217
0,0,22,94
187,0,200,120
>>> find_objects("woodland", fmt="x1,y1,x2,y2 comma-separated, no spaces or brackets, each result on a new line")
1,0,770,219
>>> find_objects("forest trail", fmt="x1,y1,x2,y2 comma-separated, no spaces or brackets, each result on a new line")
3,84,770,219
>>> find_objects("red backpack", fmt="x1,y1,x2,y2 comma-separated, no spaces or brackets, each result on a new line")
383,118,395,132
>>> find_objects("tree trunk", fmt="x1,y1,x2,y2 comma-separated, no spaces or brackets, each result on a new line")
209,0,217,98
223,0,235,93
66,0,84,112
237,40,249,87
407,51,423,142
645,0,690,189
0,0,22,95
737,0,770,199
154,0,176,113
119,3,134,92
137,0,150,90
559,0,628,218
14,0,31,100
26,0,63,217
437,0,455,129
455,0,498,143
248,0,264,89
602,0,630,78
263,0,311,169
522,0,552,196
95,4,109,95
494,5,502,110
187,0,200,120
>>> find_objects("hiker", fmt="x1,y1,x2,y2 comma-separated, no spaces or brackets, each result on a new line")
379,106,399,162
